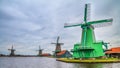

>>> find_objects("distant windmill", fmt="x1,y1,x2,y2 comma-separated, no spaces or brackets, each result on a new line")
8,45,16,56
51,36,64,56
37,45,43,56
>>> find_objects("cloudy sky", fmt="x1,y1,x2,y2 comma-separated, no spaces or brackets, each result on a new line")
0,0,120,55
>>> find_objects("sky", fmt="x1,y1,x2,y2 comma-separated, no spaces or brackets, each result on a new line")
0,0,120,55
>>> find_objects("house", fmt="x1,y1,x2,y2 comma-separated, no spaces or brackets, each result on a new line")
41,53,51,57
56,50,72,58
105,47,120,58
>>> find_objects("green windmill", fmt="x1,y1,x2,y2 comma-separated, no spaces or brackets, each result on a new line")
64,4,113,58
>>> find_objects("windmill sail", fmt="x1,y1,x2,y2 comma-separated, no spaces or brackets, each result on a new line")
64,23,83,28
86,4,91,21
88,18,113,28
57,36,59,44
51,36,64,45
84,4,91,22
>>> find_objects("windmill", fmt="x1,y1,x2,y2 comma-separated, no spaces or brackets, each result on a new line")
51,36,64,56
8,45,16,56
37,45,43,56
64,4,113,58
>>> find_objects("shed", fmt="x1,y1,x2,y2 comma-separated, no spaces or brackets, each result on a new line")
56,50,72,58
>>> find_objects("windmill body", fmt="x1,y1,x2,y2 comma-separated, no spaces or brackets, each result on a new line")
64,4,113,58
55,43,61,52
38,50,42,56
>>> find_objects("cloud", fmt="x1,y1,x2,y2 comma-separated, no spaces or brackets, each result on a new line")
0,0,120,55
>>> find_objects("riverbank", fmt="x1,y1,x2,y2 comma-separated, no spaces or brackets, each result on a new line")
56,58,120,63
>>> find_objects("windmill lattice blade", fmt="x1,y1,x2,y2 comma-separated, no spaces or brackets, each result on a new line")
8,49,11,50
51,43,57,44
57,36,59,43
92,21,112,28
87,18,113,25
86,4,91,21
12,46,13,49
84,4,91,22
59,43,64,45
64,23,83,28
39,45,41,50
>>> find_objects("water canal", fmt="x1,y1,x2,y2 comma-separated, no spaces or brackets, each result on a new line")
0,57,120,68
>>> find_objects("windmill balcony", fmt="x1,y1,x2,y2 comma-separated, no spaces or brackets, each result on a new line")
71,46,94,52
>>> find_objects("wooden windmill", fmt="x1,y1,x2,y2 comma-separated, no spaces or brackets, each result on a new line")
51,36,64,56
37,45,43,56
8,45,16,56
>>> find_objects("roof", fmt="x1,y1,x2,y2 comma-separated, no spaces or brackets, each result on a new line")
57,50,67,56
105,51,120,54
41,53,51,56
111,47,120,51
105,47,120,54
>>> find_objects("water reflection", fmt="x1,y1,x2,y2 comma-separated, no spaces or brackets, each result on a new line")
55,61,62,68
0,57,119,68
73,63,103,68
